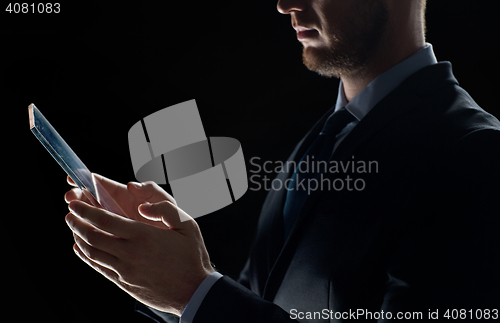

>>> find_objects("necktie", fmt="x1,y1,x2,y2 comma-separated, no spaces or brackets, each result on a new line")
282,107,356,239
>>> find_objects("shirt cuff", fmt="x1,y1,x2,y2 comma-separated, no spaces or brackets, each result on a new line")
180,271,223,323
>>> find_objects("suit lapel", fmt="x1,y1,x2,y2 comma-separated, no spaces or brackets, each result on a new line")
261,63,459,300
253,106,336,275
258,105,336,298
261,94,420,300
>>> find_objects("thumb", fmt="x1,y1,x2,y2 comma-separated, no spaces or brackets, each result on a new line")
127,181,176,205
138,200,193,228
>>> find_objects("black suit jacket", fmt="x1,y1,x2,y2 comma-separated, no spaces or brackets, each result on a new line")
189,62,500,322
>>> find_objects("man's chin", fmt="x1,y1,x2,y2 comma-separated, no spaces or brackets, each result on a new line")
302,46,341,78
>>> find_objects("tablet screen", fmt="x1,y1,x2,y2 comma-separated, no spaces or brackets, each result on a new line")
29,103,98,200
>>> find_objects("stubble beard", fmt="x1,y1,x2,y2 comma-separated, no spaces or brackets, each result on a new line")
302,1,389,78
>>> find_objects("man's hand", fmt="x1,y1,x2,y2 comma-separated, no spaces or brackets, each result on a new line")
64,175,215,316
65,174,174,229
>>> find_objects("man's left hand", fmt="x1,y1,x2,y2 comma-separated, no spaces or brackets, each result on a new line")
65,192,215,316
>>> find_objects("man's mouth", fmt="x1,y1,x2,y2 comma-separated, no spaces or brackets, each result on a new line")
293,26,319,41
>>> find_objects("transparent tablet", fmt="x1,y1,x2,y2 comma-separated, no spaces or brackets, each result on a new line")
29,103,125,215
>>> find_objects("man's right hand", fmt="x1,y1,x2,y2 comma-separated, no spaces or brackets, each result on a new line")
64,174,175,229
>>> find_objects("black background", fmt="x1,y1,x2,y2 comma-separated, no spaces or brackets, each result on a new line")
1,1,498,322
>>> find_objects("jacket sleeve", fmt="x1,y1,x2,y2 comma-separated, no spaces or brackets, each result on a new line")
193,276,298,323
135,302,180,323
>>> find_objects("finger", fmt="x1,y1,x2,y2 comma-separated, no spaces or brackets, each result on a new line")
73,233,120,271
92,173,128,200
81,188,102,209
138,200,194,229
66,210,121,256
68,200,136,240
65,211,125,262
65,187,91,204
65,177,98,207
67,175,78,187
127,181,176,205
73,242,120,282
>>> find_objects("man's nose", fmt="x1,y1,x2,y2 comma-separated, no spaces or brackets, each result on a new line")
277,0,307,14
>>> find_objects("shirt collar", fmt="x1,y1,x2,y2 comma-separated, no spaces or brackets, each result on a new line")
335,43,438,120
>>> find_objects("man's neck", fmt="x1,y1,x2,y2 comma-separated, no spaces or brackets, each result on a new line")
341,40,425,102
341,1,426,102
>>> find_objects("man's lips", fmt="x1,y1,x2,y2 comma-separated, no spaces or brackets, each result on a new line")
293,26,319,40
297,29,319,40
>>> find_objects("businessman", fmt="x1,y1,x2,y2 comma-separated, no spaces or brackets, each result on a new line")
64,0,500,322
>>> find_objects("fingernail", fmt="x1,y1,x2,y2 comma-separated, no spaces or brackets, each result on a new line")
139,201,151,211
65,213,72,226
130,182,143,189
68,203,76,214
